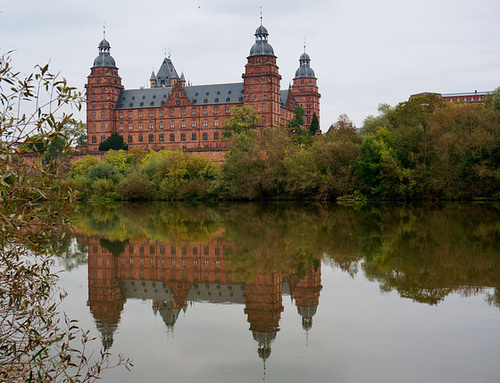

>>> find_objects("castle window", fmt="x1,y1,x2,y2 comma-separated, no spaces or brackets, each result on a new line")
228,90,232,94
262,95,266,100
159,110,164,117
138,135,143,142
170,134,175,142
101,123,106,130
226,97,230,102
128,111,132,119
206,92,209,96
138,122,143,130
159,134,164,141
149,122,154,130
138,111,143,118
129,103,133,107
140,102,144,106
170,121,175,129
214,98,219,103
262,86,266,91
193,247,198,255
176,100,180,106
203,119,208,127
100,135,106,142
119,123,124,131
181,108,186,116
149,134,154,142
214,119,219,127
170,110,175,117
249,78,254,83
192,120,197,128
262,116,266,124
225,107,230,114
92,124,96,131
150,102,154,106
203,132,208,140
192,133,197,140
159,122,164,129
128,123,133,130
181,120,186,128
239,96,243,101
101,112,105,119
92,136,96,143
256,68,260,73
119,111,123,119
214,132,219,140
192,109,197,116
203,99,208,104
250,87,254,91
128,135,132,142
214,107,219,114
262,104,266,111
149,111,153,118
181,133,186,141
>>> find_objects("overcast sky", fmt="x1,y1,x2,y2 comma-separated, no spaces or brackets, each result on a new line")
2,0,500,130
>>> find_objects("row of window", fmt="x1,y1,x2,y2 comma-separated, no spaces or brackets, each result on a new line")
447,96,483,102
118,106,231,119
117,118,223,130
93,245,221,256
109,269,231,281
91,132,220,144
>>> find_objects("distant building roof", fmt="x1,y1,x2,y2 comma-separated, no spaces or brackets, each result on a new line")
442,91,490,97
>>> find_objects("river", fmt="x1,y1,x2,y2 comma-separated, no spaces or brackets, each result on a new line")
54,201,500,382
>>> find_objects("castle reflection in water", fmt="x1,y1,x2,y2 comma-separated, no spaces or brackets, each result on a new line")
77,234,322,364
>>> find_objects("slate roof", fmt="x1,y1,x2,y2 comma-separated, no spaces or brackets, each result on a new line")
116,83,293,110
115,82,246,109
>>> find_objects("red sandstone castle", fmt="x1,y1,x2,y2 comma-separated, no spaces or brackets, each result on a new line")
85,22,321,152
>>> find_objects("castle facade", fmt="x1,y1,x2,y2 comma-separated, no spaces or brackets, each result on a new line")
85,22,320,152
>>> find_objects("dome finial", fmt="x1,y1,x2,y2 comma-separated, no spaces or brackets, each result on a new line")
260,6,263,25
303,37,306,53
103,21,106,40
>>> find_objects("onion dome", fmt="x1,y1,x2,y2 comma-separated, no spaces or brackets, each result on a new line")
93,38,117,68
249,23,275,57
294,51,316,79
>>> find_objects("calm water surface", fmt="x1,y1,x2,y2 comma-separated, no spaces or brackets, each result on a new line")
55,202,500,382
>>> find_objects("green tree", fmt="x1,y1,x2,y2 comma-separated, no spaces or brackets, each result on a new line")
311,114,361,199
309,112,320,135
99,132,128,151
222,105,260,139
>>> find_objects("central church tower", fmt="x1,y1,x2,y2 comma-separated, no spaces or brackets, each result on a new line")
242,21,282,128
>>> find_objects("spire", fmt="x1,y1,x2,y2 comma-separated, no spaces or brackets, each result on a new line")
293,45,315,79
92,28,116,68
249,17,274,57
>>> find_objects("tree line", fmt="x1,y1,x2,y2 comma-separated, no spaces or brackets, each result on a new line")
65,92,500,201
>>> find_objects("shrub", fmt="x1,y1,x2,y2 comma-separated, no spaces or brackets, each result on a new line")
116,172,155,200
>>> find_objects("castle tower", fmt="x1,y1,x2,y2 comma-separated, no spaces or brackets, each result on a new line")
291,261,322,334
291,48,320,128
244,272,284,374
242,21,282,128
151,57,180,88
87,237,125,348
85,35,124,151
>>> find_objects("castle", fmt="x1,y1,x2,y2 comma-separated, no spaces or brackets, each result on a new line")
85,21,320,152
